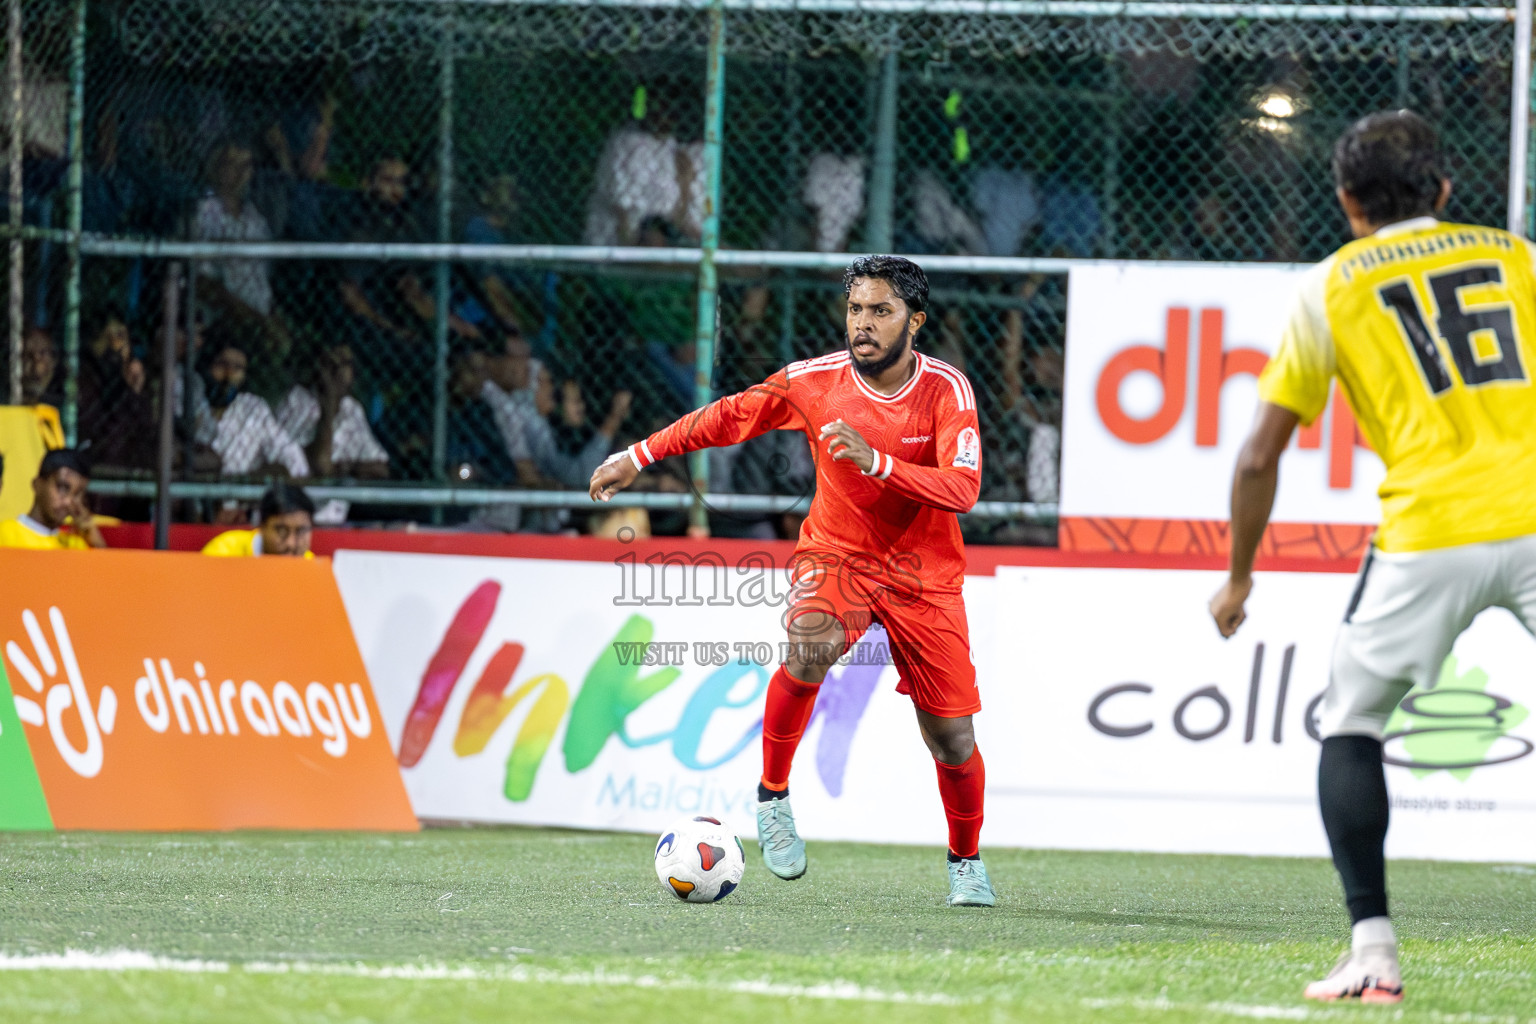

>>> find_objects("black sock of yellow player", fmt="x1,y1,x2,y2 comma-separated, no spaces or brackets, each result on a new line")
1318,735,1390,923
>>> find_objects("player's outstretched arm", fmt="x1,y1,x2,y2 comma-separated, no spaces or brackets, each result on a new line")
621,372,797,479
1210,401,1300,638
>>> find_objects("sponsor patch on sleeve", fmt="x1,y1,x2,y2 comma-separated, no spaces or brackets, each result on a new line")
953,426,980,470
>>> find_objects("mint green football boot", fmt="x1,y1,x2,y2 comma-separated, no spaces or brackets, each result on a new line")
946,857,996,907
755,795,807,880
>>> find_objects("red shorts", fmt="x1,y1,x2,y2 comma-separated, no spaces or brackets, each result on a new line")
786,555,979,717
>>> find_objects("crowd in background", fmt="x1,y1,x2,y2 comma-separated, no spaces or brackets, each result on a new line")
4,73,1095,539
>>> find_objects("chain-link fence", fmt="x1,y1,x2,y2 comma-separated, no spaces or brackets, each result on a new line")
0,0,1526,542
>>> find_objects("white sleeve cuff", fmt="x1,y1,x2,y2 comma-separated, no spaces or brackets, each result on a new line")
625,446,644,472
627,439,658,470
861,451,895,480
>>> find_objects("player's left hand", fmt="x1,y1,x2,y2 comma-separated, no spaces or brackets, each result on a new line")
820,419,875,474
589,450,640,502
1209,576,1253,638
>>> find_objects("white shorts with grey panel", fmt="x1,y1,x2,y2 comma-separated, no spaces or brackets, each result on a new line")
1319,533,1536,739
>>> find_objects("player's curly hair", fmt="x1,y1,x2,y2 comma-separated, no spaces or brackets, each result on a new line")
1332,110,1445,226
843,255,928,315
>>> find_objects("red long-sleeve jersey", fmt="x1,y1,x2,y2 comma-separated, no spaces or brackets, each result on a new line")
628,350,982,598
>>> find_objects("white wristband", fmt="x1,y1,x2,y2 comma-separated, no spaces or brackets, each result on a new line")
861,450,894,479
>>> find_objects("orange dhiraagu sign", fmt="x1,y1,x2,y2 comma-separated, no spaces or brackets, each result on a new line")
0,549,417,831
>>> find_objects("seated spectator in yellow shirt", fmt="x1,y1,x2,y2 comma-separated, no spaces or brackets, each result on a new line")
201,482,316,559
0,449,106,550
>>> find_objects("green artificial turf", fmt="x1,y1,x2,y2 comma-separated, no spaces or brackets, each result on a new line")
1,829,1533,1023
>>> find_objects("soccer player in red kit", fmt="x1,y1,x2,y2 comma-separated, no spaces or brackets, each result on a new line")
589,256,994,907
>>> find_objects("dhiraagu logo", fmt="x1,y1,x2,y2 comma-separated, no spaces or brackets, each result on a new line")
396,581,879,802
0,657,53,830
1382,654,1532,778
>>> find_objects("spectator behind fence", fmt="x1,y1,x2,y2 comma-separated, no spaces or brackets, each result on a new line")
259,91,337,241
276,344,389,479
145,311,224,475
332,156,479,374
203,340,309,478
193,139,293,364
584,95,704,246
462,174,537,336
446,345,517,484
480,329,551,487
20,326,64,408
0,449,106,550
78,308,156,472
202,482,314,558
531,368,632,490
803,152,867,253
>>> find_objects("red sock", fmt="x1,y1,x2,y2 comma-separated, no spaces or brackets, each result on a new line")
760,665,820,792
934,747,985,858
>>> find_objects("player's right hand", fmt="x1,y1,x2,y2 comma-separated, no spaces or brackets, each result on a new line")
589,450,640,502
1208,576,1253,638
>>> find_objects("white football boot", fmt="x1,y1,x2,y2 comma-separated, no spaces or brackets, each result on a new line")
1304,919,1402,1004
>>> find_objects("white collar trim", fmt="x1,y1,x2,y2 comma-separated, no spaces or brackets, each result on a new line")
849,352,926,404
251,531,264,556
17,513,55,537
1373,216,1440,238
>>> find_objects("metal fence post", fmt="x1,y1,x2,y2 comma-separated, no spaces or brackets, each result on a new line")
1509,0,1532,235
1529,59,1536,239
62,0,84,445
155,264,180,550
430,12,455,486
690,0,726,534
7,0,22,405
864,48,898,253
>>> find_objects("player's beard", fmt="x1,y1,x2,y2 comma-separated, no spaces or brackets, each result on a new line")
847,323,914,379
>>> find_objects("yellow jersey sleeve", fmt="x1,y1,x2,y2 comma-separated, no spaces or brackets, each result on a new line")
0,518,90,550
1258,258,1336,426
201,529,259,557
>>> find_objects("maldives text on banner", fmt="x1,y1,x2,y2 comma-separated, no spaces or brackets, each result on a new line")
0,549,417,831
334,549,1536,862
1060,263,1387,524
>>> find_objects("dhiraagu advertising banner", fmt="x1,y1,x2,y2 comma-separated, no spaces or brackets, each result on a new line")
0,657,53,830
333,548,997,847
0,549,417,831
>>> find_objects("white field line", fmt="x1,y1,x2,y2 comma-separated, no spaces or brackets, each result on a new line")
0,951,231,973
0,950,963,1005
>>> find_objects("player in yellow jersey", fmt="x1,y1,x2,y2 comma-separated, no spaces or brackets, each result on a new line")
0,449,106,550
1210,111,1536,1004
202,483,316,558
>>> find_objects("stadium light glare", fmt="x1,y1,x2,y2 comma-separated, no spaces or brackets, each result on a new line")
1258,91,1297,119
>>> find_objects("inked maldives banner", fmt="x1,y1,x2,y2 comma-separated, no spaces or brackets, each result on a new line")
334,549,998,845
0,549,416,831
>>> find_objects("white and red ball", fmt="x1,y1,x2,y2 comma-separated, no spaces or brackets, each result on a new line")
653,815,746,903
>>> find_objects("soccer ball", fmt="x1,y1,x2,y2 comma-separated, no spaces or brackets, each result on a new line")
654,815,746,903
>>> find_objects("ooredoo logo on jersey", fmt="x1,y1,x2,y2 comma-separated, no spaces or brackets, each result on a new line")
0,548,416,831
